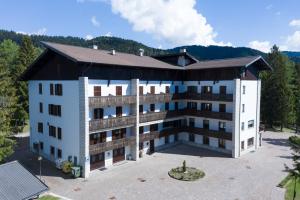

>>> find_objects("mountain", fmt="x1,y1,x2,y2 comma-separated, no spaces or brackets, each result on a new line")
283,51,300,63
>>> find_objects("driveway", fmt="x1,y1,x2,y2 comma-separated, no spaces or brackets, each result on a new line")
11,131,295,200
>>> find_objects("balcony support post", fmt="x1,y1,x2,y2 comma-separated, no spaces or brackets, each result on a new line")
232,79,241,158
131,79,139,160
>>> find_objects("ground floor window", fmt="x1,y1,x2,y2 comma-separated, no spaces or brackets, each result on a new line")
50,146,55,156
57,148,62,158
219,139,226,149
165,136,169,144
241,141,245,151
139,142,143,150
247,137,254,147
189,133,195,142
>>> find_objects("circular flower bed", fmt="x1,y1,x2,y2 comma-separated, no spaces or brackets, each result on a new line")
168,167,205,181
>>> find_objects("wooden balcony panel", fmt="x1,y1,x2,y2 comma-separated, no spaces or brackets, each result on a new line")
139,94,172,104
89,95,136,108
139,110,182,123
89,136,136,155
173,92,233,102
139,131,159,142
184,109,232,121
89,115,136,132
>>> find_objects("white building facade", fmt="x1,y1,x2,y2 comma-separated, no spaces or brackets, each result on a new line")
22,42,271,178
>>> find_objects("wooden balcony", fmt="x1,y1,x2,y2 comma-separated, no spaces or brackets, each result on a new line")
89,136,136,155
89,115,136,132
139,131,159,142
173,92,233,102
184,109,233,121
139,110,182,123
159,127,232,140
139,93,172,104
89,95,136,108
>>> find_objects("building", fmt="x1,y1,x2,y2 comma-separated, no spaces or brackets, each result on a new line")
20,42,271,178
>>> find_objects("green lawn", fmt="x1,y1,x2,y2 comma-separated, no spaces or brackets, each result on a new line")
279,175,300,200
39,195,60,200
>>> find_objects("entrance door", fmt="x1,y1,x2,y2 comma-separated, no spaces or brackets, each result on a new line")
149,139,155,154
90,152,105,170
113,147,125,163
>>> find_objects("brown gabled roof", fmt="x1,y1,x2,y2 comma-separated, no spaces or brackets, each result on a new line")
185,56,271,70
42,42,182,70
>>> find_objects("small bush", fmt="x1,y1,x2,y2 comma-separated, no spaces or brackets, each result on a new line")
62,161,73,174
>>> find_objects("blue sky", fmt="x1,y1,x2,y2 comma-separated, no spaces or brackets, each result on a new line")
1,0,300,52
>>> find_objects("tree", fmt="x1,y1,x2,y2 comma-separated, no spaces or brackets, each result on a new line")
261,45,294,130
11,36,37,132
295,63,300,133
287,136,300,199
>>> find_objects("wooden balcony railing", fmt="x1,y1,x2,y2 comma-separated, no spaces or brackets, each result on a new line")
159,127,232,140
173,92,233,102
89,136,136,155
89,115,136,132
139,131,159,142
139,93,172,104
184,109,233,121
89,95,136,108
139,110,182,123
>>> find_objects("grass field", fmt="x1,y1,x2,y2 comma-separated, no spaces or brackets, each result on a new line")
279,175,300,200
39,195,60,200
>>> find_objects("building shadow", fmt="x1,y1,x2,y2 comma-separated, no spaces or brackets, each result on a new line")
7,136,73,180
263,137,290,147
156,143,231,158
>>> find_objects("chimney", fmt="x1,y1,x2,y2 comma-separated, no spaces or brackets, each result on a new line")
139,48,144,56
180,48,186,53
93,45,98,50
111,49,116,55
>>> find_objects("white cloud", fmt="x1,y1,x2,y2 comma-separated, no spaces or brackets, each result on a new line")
110,0,231,47
289,19,300,27
85,34,94,40
104,32,112,37
16,27,47,35
158,44,162,49
248,40,272,53
284,31,300,51
91,16,100,27
266,4,273,10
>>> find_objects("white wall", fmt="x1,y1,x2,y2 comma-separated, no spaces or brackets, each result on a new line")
29,80,80,163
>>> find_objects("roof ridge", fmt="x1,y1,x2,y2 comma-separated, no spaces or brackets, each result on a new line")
196,55,261,63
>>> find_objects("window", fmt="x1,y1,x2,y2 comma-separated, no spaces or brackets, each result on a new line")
50,83,54,95
175,86,179,94
94,86,101,96
139,86,143,95
219,122,226,131
165,86,170,94
242,104,245,113
55,84,63,96
241,122,245,130
116,106,122,117
201,103,212,111
242,86,246,94
203,136,209,145
189,133,195,142
57,148,62,158
139,105,143,113
48,104,61,116
94,108,103,119
57,127,62,140
139,126,144,134
187,102,197,109
165,136,169,144
163,121,172,128
39,142,44,151
247,137,254,147
189,118,195,128
150,104,155,112
220,86,226,95
241,141,245,150
219,104,226,112
39,83,43,94
203,120,209,130
150,124,158,132
116,86,122,96
248,120,254,128
50,146,55,156
139,142,143,150
49,125,56,137
39,102,43,113
187,86,197,93
150,86,155,94
90,132,106,144
175,102,178,110
219,139,226,149
165,102,169,111
38,122,43,133
202,86,212,94
112,128,126,140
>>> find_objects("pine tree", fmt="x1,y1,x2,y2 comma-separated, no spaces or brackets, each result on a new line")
11,36,37,132
261,45,294,130
295,63,300,133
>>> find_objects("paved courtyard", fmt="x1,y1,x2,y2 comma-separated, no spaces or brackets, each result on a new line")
11,131,295,200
